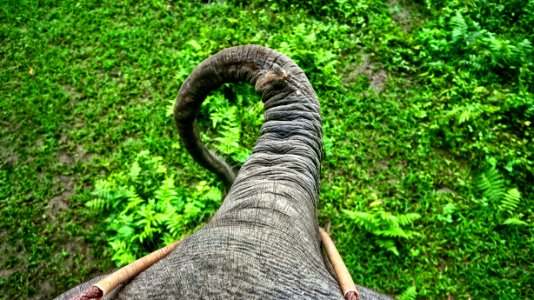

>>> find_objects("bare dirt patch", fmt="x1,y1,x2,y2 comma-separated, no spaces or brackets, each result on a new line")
370,69,388,93
1,133,21,169
75,144,96,163
46,175,76,220
0,151,19,169
378,160,390,170
388,0,412,32
48,193,70,213
343,52,389,93
62,85,81,100
58,151,74,167
437,187,454,194
31,279,54,300
387,0,425,33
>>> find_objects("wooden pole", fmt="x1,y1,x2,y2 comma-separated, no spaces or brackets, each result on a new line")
320,227,359,300
69,240,180,300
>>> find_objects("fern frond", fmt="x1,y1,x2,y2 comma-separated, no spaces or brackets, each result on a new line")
377,211,398,226
500,188,521,215
375,227,409,239
202,186,222,202
477,167,505,203
166,215,184,234
122,196,144,214
376,239,399,256
85,198,108,212
451,12,468,43
108,186,133,209
129,161,142,181
138,226,159,244
343,210,377,230
155,177,178,203
399,286,417,300
92,179,115,200
109,239,137,266
404,230,423,239
114,224,135,240
503,217,528,226
398,213,421,226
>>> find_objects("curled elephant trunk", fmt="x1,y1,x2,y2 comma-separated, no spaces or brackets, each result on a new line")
173,45,336,297
174,45,324,263
174,45,322,191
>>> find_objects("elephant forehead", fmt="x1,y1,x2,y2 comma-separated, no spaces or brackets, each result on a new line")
116,225,343,299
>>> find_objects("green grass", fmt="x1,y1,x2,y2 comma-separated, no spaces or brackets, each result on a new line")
1,0,532,299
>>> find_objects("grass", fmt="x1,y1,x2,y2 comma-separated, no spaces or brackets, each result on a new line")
1,0,532,299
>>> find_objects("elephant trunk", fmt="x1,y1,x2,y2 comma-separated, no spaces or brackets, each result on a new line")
174,45,335,297
175,44,323,236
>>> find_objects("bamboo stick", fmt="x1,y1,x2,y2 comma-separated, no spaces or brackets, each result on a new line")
320,227,359,300
69,240,180,300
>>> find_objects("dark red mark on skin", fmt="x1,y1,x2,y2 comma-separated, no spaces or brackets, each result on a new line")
69,285,103,300
345,290,359,300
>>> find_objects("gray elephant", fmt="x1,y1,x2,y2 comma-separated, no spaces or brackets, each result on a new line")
56,45,393,299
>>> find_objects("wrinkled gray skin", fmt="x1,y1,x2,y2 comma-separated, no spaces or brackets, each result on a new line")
56,45,393,299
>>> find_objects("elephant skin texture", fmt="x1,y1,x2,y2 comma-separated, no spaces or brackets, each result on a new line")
56,45,393,300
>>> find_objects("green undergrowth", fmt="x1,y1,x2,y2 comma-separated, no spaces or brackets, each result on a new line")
86,150,222,266
1,0,532,299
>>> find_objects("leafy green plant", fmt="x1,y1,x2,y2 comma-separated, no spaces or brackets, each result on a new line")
476,167,505,204
87,151,222,266
398,286,417,300
477,167,529,226
343,208,421,255
201,87,262,163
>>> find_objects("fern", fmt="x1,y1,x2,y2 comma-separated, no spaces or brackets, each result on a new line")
85,197,108,212
344,210,375,230
155,177,179,203
398,286,417,300
477,168,529,226
121,188,144,214
87,179,129,211
203,90,252,163
500,188,521,215
376,239,399,256
377,211,398,226
446,103,485,125
450,12,468,43
344,208,421,255
398,213,422,226
108,239,137,266
129,161,142,182
165,214,184,235
88,151,222,266
375,227,410,239
502,217,528,226
476,167,505,203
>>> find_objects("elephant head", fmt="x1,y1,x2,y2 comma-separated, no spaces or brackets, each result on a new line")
56,45,392,300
